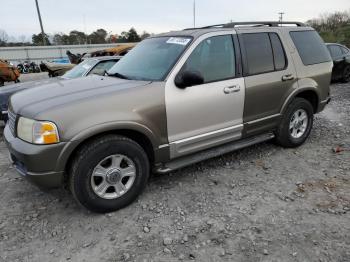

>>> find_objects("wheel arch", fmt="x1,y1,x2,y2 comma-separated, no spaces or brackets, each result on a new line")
57,124,158,181
281,88,320,114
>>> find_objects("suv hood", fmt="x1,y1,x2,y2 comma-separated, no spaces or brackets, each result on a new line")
10,75,151,118
0,77,61,94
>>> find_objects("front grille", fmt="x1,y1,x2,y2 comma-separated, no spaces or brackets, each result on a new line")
7,110,17,136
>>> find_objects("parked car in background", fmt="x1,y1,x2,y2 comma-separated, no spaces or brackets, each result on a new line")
67,43,136,64
0,56,121,121
326,43,350,82
0,60,20,86
4,21,332,213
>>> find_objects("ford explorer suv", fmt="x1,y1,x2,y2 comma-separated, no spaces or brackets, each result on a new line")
4,22,332,213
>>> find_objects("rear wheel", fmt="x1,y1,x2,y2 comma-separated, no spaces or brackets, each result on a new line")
69,135,150,213
275,98,314,148
341,65,350,83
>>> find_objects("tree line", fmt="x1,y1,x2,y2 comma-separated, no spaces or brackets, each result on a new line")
1,11,350,47
0,27,151,47
307,11,350,47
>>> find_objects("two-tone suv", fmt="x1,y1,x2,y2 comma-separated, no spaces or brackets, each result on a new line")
4,22,332,213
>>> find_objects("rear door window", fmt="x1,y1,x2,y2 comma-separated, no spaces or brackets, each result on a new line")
241,33,275,75
290,31,331,65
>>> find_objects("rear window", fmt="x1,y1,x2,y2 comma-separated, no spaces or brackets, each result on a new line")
290,31,331,65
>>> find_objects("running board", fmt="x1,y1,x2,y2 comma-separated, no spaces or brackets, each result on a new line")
155,132,275,174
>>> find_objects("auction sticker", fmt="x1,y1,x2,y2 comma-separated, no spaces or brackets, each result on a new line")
166,37,191,46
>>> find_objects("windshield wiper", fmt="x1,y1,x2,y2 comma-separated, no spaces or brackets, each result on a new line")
105,70,129,80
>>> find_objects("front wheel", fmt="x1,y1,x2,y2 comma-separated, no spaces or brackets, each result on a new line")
275,98,314,148
69,135,150,213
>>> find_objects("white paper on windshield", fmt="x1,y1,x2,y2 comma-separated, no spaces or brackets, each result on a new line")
166,37,191,46
82,64,91,70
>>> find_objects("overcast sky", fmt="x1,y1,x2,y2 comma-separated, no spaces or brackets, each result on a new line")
2,0,349,41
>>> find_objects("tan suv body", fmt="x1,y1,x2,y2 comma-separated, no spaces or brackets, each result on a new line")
4,22,332,212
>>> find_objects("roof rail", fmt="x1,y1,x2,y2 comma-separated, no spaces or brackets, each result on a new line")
184,21,305,30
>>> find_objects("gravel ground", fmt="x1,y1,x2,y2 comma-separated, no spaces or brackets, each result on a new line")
0,81,349,262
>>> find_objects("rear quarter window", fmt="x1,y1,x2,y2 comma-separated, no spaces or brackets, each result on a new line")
290,30,331,65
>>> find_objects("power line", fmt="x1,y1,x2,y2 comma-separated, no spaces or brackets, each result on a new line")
278,12,285,26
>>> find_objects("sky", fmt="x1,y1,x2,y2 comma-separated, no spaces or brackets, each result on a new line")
1,0,349,41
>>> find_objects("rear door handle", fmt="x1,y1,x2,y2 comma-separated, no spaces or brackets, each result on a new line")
282,74,295,81
223,85,240,94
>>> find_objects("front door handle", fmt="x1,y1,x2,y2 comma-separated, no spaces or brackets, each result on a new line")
282,74,295,81
223,85,240,94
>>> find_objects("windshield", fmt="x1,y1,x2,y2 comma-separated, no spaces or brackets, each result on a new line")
107,36,192,81
63,59,96,79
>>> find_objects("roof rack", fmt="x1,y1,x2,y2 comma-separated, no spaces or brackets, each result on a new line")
184,21,305,30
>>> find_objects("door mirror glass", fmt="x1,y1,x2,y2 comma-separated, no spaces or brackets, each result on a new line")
175,70,204,88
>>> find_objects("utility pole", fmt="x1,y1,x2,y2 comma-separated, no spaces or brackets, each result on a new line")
193,0,196,28
278,12,285,26
35,0,46,45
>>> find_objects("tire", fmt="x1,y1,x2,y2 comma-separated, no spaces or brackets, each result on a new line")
0,79,4,87
275,98,314,148
69,135,150,213
341,65,350,83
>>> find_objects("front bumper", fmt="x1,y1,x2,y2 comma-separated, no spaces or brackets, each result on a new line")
3,125,66,188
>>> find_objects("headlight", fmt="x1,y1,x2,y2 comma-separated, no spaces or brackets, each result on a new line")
17,117,60,144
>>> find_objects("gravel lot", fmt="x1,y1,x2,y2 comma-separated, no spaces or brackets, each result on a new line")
0,79,349,262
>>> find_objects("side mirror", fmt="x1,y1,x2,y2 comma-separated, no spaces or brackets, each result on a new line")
175,70,204,89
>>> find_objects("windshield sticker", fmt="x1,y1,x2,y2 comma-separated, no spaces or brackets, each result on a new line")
166,37,191,46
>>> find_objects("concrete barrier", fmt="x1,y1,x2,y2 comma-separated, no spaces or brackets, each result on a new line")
0,43,133,64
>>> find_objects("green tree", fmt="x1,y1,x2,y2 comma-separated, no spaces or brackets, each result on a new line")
52,33,64,45
140,31,151,40
32,32,50,45
0,29,8,46
307,11,350,47
88,29,108,44
69,30,87,45
127,28,141,42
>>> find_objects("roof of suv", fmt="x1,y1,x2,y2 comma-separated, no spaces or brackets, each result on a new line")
155,21,312,38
